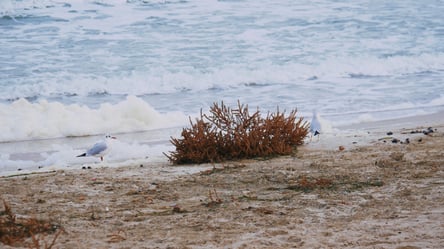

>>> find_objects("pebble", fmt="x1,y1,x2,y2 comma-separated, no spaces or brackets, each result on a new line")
411,127,436,135
423,127,435,135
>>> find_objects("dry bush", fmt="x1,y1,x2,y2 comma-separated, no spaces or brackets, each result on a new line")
0,198,63,248
165,101,309,164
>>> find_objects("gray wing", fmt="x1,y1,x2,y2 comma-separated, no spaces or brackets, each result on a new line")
87,141,107,156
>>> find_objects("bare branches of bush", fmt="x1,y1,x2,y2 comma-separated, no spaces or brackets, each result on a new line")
165,101,309,164
0,198,63,248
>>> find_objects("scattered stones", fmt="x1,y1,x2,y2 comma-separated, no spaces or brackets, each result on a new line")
410,127,437,135
423,127,435,135
381,126,436,145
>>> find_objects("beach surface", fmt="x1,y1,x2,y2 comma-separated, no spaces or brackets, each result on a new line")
1,113,444,249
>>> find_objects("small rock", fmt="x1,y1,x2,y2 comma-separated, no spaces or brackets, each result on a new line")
423,127,434,135
339,146,345,151
387,131,393,135
392,138,399,143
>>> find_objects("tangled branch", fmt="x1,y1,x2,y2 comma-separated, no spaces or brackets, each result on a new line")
165,101,309,164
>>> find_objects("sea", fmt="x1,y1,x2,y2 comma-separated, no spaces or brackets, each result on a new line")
1,0,444,175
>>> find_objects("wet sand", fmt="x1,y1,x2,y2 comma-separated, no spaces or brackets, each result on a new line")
1,114,444,249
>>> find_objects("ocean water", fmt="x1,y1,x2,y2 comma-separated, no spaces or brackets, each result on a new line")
1,0,444,175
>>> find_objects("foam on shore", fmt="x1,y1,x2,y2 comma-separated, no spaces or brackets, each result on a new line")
304,110,444,151
2,109,443,177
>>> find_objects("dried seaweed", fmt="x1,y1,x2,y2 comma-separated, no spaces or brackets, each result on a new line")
165,101,309,164
0,198,63,248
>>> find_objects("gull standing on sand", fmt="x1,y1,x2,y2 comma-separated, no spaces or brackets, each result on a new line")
310,110,321,141
77,134,116,161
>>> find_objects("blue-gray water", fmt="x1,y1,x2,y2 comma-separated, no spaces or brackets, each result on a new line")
1,0,443,174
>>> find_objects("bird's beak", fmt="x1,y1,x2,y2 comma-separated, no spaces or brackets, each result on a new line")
111,136,117,139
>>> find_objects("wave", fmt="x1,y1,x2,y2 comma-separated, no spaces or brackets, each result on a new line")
0,0,55,17
0,95,188,142
322,94,444,127
0,0,186,17
1,53,443,102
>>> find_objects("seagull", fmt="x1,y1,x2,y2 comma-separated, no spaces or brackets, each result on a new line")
310,110,321,141
77,134,116,161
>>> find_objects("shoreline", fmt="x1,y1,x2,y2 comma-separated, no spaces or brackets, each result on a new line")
337,110,444,131
1,112,443,248
2,109,444,178
303,109,444,151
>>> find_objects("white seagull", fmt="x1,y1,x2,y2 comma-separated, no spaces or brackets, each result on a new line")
310,110,321,141
77,134,116,161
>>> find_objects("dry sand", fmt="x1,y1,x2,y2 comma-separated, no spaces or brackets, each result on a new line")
1,116,444,249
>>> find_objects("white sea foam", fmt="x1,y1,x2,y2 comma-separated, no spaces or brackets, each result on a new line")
0,95,187,142
2,53,443,103
0,138,175,177
1,0,444,175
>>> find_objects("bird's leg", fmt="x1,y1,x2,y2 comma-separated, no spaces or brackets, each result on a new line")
101,156,103,161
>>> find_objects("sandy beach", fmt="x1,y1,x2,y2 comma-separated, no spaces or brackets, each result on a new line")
1,113,444,249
